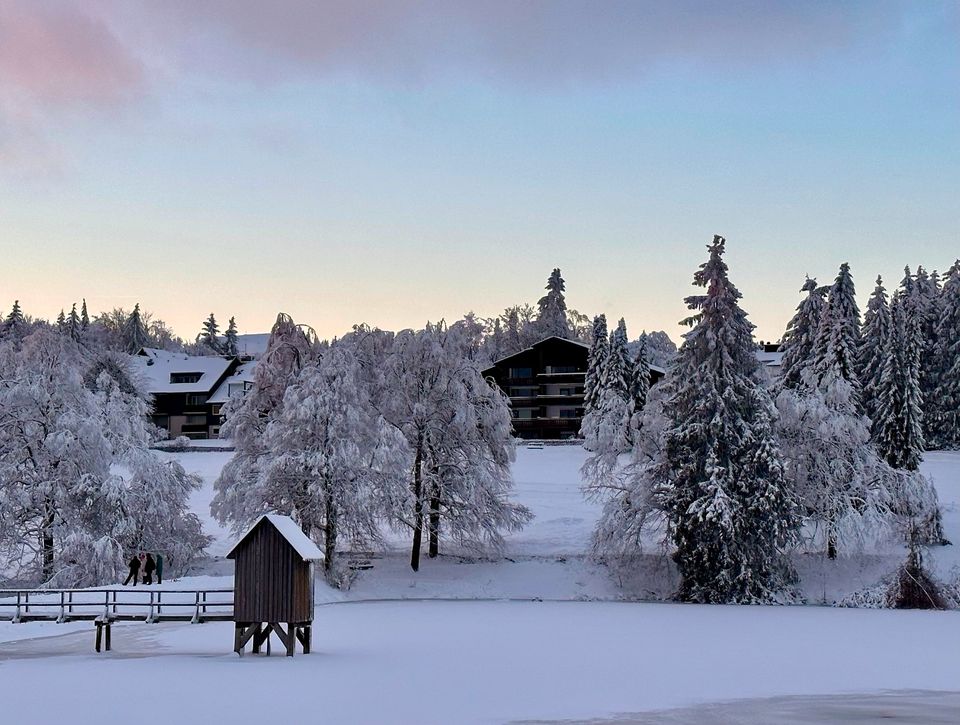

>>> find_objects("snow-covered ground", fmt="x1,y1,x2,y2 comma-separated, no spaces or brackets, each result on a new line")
3,446,959,723
3,601,958,723
167,445,960,603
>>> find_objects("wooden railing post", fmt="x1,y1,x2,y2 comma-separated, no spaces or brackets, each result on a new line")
191,591,200,623
57,591,66,623
13,591,21,623
147,591,155,623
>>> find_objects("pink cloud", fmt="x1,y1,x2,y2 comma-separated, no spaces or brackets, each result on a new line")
0,0,143,173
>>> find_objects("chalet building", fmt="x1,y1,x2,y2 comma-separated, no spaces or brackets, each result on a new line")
482,336,664,440
755,342,784,377
132,348,251,439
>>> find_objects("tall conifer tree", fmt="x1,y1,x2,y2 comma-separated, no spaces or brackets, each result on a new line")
858,276,891,428
778,276,826,390
536,268,571,339
659,236,798,603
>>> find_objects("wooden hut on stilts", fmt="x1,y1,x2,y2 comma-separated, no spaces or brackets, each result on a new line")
226,514,324,657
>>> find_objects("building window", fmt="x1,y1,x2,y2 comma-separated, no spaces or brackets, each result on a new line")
508,367,533,378
170,372,203,384
184,414,207,426
558,409,578,419
513,409,536,420
559,387,577,396
211,404,223,416
546,365,577,374
210,426,221,439
186,393,207,406
509,387,537,397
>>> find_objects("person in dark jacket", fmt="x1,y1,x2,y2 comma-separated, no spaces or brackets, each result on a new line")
155,553,164,584
123,554,141,586
142,553,157,585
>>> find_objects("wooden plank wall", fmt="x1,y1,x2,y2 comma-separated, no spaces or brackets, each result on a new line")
234,522,313,623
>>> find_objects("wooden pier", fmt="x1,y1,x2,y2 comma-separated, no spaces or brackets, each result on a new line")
0,588,234,652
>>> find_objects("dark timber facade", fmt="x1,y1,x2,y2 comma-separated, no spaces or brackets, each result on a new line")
482,336,590,440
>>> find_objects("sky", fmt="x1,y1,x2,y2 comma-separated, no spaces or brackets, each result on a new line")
1,1,958,344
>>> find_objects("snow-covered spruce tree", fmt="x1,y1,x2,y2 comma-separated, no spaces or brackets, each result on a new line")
124,303,150,353
813,263,862,396
931,261,960,448
56,309,66,332
659,236,799,603
778,276,827,390
2,300,26,339
876,293,925,471
581,319,633,483
627,333,652,434
252,344,409,582
0,329,208,586
858,276,891,428
223,316,239,357
536,268,571,339
80,299,90,331
212,313,318,529
66,303,82,343
581,314,609,428
198,313,222,354
381,322,530,571
502,307,523,355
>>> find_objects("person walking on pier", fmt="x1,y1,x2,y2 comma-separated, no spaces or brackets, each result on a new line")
155,553,163,584
123,554,141,586
143,553,157,585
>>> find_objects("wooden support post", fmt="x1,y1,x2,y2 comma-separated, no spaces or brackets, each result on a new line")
295,624,311,654
105,622,112,652
57,591,66,623
95,622,102,653
12,592,20,624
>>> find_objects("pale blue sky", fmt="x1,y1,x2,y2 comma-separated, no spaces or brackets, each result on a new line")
1,1,957,343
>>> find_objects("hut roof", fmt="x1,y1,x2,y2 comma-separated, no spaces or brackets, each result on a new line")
225,514,325,562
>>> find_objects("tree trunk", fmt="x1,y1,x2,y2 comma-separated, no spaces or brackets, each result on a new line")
428,481,441,559
41,503,55,582
827,527,837,560
323,491,338,573
410,440,424,572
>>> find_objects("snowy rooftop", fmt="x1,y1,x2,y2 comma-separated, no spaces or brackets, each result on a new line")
132,348,234,393
225,514,325,561
755,350,785,367
235,333,270,357
208,360,257,404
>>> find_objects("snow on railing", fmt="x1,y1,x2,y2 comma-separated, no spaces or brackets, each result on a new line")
0,588,234,624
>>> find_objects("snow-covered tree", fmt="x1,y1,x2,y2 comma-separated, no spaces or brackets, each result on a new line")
581,319,633,480
628,333,652,431
0,330,208,585
640,330,677,369
812,263,862,407
930,261,960,449
658,236,799,603
380,323,531,570
502,307,523,356
66,303,82,342
1,300,26,341
80,299,89,331
223,316,239,357
198,313,222,354
775,367,895,560
778,276,826,390
213,313,317,529
239,345,409,580
875,293,925,471
123,303,150,353
56,309,66,332
582,314,609,420
858,276,891,428
536,268,571,339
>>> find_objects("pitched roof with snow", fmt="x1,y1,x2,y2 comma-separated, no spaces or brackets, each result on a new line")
209,360,257,403
132,348,235,393
225,514,325,561
755,350,784,367
488,335,590,368
234,333,270,357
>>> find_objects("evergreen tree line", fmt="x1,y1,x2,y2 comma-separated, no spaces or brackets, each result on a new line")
583,237,946,604
1,300,244,358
